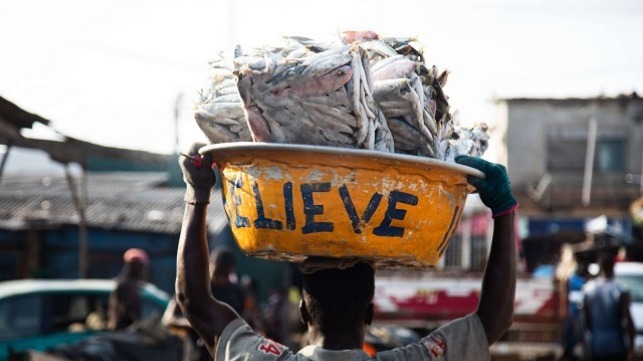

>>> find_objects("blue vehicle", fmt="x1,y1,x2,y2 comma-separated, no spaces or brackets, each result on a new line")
0,279,170,360
615,262,643,361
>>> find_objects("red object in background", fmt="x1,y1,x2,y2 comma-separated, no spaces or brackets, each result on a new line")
373,276,558,323
123,248,149,265
363,343,377,357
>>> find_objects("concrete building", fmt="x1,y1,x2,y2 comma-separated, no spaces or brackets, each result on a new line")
492,93,642,215
490,93,643,260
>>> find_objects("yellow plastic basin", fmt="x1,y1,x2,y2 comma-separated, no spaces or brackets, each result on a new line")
200,142,483,268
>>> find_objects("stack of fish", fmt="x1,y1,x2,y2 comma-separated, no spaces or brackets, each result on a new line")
194,54,252,143
194,31,489,162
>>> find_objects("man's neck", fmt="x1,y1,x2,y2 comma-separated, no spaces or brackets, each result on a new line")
600,271,614,280
306,325,365,351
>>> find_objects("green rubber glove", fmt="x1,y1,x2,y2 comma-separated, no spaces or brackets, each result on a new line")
455,155,518,218
178,142,216,204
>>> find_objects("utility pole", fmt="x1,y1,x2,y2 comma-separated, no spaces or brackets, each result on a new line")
174,93,183,154
0,142,13,184
66,164,89,278
582,101,598,207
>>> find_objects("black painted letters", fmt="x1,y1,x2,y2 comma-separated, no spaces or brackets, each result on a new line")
373,190,418,237
301,183,334,234
230,179,420,237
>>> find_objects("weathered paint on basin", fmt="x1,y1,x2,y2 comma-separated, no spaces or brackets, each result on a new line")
200,142,483,268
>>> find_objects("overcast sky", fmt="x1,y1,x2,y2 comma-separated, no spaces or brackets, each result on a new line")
2,0,642,155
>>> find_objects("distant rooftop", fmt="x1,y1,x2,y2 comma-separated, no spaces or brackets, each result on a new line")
0,172,228,235
0,95,171,172
1,146,81,177
495,91,641,103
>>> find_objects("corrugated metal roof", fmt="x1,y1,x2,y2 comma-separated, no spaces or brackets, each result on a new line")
0,95,50,129
495,92,642,103
0,96,170,169
0,172,228,234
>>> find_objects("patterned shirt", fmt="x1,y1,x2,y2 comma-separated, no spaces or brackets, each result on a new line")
215,313,489,361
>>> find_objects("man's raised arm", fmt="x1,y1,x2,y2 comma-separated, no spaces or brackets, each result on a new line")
176,143,240,357
455,156,518,345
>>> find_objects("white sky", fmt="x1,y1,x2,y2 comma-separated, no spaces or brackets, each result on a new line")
2,0,642,155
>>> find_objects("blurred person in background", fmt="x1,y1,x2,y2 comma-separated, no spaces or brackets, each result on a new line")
556,244,588,361
614,246,631,263
164,245,246,361
240,274,267,335
583,253,635,361
208,246,246,315
108,248,149,331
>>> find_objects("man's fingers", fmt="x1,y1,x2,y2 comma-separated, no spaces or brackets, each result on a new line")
454,155,478,168
186,142,206,155
455,155,493,174
181,142,214,169
200,148,214,167
466,174,482,184
179,153,197,168
191,154,203,168
178,154,191,169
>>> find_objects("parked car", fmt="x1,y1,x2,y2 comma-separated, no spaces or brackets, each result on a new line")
0,279,170,360
615,262,643,360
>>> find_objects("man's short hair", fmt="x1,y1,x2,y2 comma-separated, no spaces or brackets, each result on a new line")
598,252,615,274
302,262,375,333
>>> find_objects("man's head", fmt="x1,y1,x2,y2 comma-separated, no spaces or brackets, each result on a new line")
300,261,375,335
123,248,149,279
209,246,236,279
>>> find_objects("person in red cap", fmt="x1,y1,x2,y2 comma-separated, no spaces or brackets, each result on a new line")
108,248,149,330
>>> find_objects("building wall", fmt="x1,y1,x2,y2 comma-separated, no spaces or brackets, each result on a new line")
0,224,289,303
41,227,180,294
500,97,643,214
0,230,24,281
489,101,509,165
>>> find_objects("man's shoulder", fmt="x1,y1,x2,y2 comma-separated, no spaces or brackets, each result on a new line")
219,318,295,361
583,279,598,293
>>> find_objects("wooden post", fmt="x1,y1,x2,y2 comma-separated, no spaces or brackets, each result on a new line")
25,229,41,278
582,103,598,207
65,164,89,278
0,142,13,184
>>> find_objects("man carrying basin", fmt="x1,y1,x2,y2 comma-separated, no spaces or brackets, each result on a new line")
175,142,518,361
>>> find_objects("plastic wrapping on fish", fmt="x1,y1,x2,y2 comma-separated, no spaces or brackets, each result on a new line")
354,37,451,160
445,119,490,162
195,31,489,162
195,54,252,143
234,42,394,152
